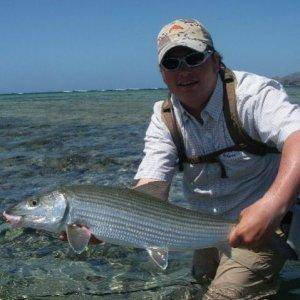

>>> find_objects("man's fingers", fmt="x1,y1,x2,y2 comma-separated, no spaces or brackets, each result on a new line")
229,224,268,250
228,225,241,248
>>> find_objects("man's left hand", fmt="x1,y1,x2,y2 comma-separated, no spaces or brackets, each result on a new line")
229,131,300,250
228,197,282,250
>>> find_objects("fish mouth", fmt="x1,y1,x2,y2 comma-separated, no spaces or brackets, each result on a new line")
3,211,22,228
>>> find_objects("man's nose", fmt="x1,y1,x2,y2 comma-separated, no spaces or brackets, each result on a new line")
178,61,191,72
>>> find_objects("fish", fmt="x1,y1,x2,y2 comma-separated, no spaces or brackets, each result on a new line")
3,185,297,269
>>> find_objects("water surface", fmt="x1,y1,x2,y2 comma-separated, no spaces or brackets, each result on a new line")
0,87,299,299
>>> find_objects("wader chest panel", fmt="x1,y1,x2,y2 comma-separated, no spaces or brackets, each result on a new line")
161,67,279,176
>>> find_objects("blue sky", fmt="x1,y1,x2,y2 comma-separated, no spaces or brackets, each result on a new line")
0,0,299,93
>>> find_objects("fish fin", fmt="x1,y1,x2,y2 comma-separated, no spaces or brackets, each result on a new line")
66,224,91,254
133,181,170,201
146,247,169,270
268,232,298,260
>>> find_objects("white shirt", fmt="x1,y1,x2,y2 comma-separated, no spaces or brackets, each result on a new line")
134,71,300,220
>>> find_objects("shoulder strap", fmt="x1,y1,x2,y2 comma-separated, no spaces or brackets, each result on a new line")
220,67,279,156
160,68,279,172
161,99,186,171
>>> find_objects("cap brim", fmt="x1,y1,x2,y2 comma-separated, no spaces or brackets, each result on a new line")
158,40,207,63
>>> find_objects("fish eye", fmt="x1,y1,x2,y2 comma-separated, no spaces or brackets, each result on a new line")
28,198,39,207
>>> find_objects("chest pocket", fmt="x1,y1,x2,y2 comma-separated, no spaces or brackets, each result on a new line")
218,151,257,178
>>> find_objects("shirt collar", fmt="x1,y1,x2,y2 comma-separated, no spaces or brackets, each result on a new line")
171,75,223,124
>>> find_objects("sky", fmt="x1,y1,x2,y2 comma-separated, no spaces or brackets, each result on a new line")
0,0,299,93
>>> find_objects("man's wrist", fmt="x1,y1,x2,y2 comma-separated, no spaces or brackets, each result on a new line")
261,191,295,220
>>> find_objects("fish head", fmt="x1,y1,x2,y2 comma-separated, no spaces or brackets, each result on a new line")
3,191,67,232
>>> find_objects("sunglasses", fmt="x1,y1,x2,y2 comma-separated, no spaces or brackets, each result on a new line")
160,50,213,71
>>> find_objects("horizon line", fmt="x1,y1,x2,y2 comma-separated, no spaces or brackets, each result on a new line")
0,87,168,96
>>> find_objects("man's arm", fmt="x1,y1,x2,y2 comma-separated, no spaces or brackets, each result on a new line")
135,178,159,187
133,101,177,197
133,179,171,201
229,130,300,249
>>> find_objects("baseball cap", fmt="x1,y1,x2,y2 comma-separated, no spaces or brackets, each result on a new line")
157,19,214,63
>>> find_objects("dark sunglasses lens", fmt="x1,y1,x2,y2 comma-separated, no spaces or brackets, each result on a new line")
162,58,180,70
185,53,205,66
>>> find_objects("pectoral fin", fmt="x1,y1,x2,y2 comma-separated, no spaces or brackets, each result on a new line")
147,247,169,270
66,224,91,254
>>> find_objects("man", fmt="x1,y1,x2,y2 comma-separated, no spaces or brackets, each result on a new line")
134,19,300,299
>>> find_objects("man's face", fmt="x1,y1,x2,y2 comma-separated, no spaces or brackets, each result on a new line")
160,46,220,102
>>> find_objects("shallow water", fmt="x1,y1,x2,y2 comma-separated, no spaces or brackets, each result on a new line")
0,87,299,299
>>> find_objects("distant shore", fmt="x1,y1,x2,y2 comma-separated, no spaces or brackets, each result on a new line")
0,88,168,96
273,71,300,86
1,85,300,96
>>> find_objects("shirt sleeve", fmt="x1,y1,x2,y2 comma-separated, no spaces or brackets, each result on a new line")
237,78,300,151
134,101,178,182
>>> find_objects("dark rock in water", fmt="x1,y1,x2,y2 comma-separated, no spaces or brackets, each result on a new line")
4,227,24,242
0,223,11,236
0,117,30,129
86,275,106,283
23,228,37,234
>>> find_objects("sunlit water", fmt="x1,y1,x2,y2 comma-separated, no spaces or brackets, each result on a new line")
0,87,299,299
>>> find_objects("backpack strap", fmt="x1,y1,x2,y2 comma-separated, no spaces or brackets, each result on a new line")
220,67,279,155
185,145,239,178
160,67,279,174
161,98,239,177
161,99,186,171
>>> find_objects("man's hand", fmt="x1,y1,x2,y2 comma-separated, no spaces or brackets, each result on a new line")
228,197,281,250
230,131,300,250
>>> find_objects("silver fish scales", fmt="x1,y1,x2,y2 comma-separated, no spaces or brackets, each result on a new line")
64,185,234,252
3,185,298,269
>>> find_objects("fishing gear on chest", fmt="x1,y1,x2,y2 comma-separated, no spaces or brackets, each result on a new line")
161,66,279,177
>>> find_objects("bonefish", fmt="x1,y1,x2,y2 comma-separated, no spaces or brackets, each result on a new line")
3,185,297,269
